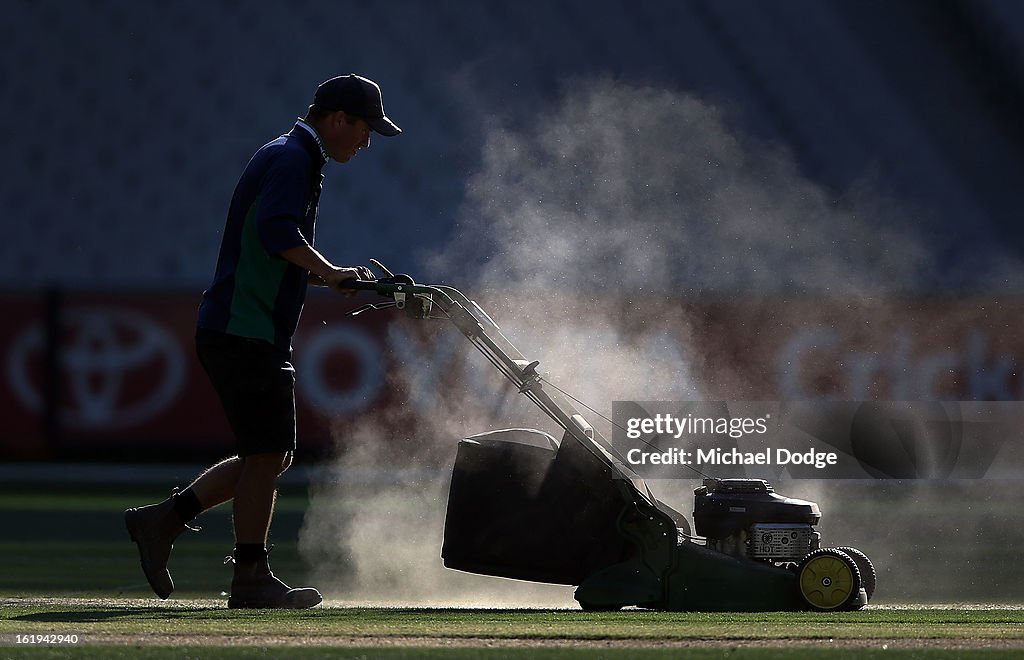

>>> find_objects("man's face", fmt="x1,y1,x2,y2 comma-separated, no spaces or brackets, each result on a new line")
323,112,371,163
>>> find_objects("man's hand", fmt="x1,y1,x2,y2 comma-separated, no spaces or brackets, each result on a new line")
278,246,374,296
323,266,362,295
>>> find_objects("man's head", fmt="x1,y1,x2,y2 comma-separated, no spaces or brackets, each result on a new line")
306,74,400,163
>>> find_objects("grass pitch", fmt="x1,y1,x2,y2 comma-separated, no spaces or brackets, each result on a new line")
2,601,1024,657
3,479,1024,657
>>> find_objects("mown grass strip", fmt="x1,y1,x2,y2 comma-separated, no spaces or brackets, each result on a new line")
1,606,1022,642
1,646,1024,659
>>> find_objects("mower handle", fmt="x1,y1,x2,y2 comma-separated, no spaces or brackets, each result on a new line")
339,278,391,292
338,277,439,298
339,274,449,320
340,260,435,298
337,264,663,506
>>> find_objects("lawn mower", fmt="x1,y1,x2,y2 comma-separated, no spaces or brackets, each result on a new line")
342,261,876,611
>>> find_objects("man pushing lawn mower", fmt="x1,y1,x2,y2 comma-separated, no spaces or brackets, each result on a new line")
125,74,401,609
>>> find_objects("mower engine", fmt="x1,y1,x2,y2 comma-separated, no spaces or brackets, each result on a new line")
693,479,821,563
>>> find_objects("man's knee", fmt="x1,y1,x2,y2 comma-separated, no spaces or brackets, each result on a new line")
278,451,293,477
242,451,290,476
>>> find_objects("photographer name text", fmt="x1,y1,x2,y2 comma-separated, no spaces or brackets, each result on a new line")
626,447,838,469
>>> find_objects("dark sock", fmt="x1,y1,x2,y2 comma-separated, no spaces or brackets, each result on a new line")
171,488,203,523
234,543,268,562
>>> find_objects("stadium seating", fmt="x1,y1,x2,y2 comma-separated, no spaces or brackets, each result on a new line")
2,0,1022,291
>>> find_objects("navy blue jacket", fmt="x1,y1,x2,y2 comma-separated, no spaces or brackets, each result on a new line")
197,121,327,350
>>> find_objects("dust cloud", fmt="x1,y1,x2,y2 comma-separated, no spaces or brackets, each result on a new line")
298,78,1020,606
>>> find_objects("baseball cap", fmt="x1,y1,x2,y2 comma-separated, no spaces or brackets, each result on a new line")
313,74,401,137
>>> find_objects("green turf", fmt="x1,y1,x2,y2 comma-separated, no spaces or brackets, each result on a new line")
2,605,1023,638
0,484,312,599
0,649,1022,660
1,606,1023,658
3,482,1024,656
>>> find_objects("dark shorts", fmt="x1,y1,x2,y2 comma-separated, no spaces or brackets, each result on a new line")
195,328,296,457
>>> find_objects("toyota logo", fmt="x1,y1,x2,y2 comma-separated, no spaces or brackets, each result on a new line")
7,308,185,429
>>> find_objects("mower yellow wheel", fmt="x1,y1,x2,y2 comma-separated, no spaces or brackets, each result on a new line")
797,548,862,611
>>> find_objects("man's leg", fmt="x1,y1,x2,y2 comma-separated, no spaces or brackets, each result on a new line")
125,453,293,600
133,329,316,607
232,451,287,544
184,451,292,514
227,451,320,609
187,456,243,511
123,458,233,599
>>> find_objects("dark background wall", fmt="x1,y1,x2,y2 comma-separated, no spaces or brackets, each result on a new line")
3,0,1024,293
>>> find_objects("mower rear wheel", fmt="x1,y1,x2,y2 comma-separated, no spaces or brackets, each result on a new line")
797,548,862,611
836,546,876,602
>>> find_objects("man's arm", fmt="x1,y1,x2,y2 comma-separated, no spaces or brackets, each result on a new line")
279,244,360,291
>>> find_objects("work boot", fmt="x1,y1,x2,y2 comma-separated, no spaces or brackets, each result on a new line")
124,497,188,599
226,551,322,609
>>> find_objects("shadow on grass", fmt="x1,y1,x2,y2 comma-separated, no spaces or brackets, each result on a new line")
13,607,225,623
12,607,588,623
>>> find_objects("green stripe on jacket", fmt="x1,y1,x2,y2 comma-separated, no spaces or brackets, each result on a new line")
226,198,288,342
